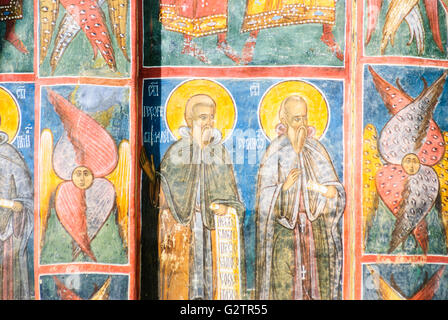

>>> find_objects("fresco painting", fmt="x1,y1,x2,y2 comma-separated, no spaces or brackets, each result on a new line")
141,78,346,300
364,0,448,59
362,65,448,256
0,83,34,300
0,0,33,73
39,273,129,300
363,264,448,300
144,0,346,66
2,0,448,302
38,85,130,265
38,0,131,77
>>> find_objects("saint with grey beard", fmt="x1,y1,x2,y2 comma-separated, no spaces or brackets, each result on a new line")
255,95,345,300
0,124,33,300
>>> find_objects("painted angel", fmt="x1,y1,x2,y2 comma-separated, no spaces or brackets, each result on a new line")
39,0,129,74
53,276,112,300
366,265,445,300
365,0,448,55
39,89,130,264
363,66,448,254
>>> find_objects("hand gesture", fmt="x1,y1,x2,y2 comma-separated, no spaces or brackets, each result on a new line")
12,201,23,213
210,203,232,216
307,181,337,199
282,168,300,191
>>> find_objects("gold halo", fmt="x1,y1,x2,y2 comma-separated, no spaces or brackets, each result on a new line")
258,80,329,141
0,87,20,143
165,79,236,141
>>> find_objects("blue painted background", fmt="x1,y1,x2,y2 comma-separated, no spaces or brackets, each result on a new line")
39,274,129,300
142,77,345,290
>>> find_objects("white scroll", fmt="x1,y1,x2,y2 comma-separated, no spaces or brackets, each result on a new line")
214,207,241,300
0,199,14,209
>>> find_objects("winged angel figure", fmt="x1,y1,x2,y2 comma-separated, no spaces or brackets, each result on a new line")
366,0,448,55
363,66,448,254
53,276,112,300
39,89,130,263
39,0,129,74
366,265,446,300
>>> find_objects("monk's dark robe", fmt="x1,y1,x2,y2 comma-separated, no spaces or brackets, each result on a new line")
158,127,246,300
255,134,345,300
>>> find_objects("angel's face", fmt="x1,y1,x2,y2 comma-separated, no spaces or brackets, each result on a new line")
401,153,421,175
72,166,94,190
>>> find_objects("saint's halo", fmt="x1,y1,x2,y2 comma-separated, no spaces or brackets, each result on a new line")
258,80,329,141
165,79,236,141
0,86,20,143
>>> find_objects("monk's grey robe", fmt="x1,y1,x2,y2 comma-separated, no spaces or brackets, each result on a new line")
255,134,345,300
0,131,33,300
159,127,246,299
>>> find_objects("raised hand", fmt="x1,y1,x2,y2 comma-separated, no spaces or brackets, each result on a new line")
282,168,301,191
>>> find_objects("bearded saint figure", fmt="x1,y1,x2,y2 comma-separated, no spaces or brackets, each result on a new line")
154,94,246,300
255,95,345,300
0,116,33,300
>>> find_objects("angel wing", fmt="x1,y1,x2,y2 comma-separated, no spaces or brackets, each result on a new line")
366,265,406,300
53,276,83,300
365,0,384,45
49,13,83,75
367,265,445,300
381,0,419,54
106,140,131,250
423,0,444,53
404,5,425,55
440,0,448,51
90,276,112,300
39,129,64,250
368,66,414,114
49,0,108,74
39,0,60,65
388,166,439,253
433,131,448,250
362,124,383,250
45,0,117,71
107,0,130,61
409,266,446,300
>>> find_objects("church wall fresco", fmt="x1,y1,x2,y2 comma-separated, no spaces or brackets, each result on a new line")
39,273,129,300
143,0,347,67
355,0,448,301
0,0,140,301
140,76,350,300
38,0,132,78
2,0,448,301
0,0,33,73
0,82,34,299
